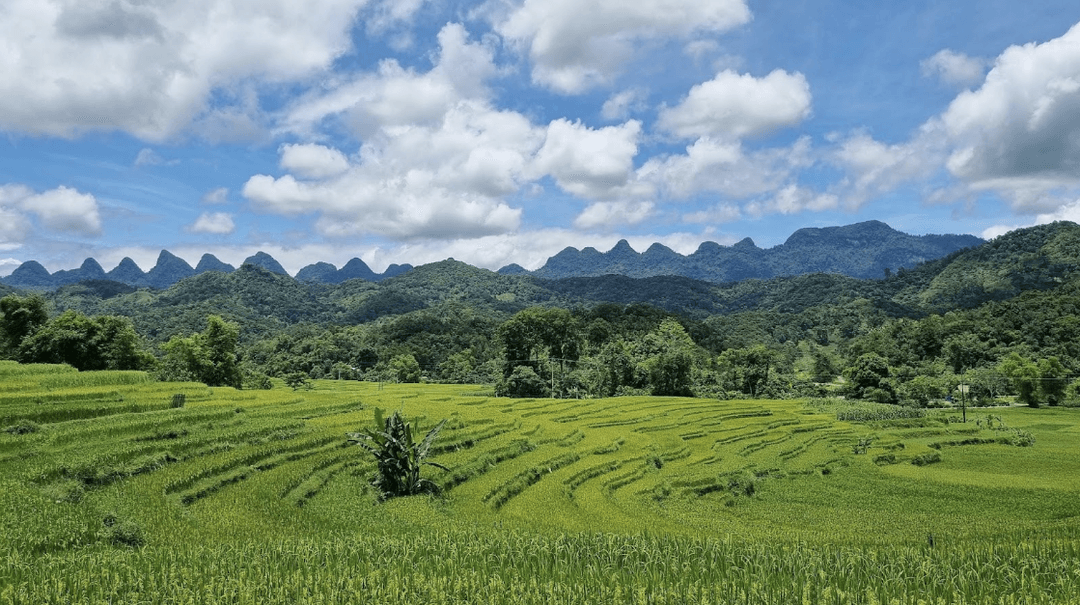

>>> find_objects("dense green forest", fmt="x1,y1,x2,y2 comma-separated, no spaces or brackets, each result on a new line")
3,221,1080,406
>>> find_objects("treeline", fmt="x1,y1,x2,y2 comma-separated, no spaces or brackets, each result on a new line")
3,221,1080,406
9,284,1079,408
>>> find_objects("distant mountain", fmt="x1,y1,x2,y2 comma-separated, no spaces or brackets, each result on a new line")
107,258,146,284
0,221,981,291
5,260,56,289
21,222,1080,347
242,252,288,276
145,251,196,289
295,258,414,284
510,221,982,283
195,254,235,274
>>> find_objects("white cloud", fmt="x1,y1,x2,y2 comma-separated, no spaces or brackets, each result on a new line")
573,201,655,229
745,185,838,217
981,197,1080,239
830,126,945,208
202,187,229,204
601,88,648,121
939,22,1080,212
189,212,236,234
843,22,1080,220
245,101,535,239
250,24,542,241
280,23,497,138
921,49,987,87
134,148,173,166
5,185,103,237
0,0,368,140
365,0,429,34
683,203,742,225
641,136,814,201
684,39,721,61
495,0,751,93
533,119,646,200
0,258,20,278
279,143,350,179
0,208,31,247
657,69,812,140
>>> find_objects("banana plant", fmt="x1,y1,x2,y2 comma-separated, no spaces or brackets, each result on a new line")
347,408,448,499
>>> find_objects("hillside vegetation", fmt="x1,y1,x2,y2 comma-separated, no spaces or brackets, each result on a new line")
0,222,1072,413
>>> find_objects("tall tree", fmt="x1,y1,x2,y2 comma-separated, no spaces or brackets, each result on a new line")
999,353,1040,407
0,294,48,357
642,318,696,397
717,345,777,397
19,311,153,371
159,315,242,388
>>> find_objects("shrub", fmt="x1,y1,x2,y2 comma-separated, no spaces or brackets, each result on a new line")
284,372,312,391
170,393,186,408
347,409,448,500
912,452,942,466
101,514,145,548
4,420,41,435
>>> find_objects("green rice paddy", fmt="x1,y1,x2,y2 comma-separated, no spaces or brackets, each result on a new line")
3,360,1080,603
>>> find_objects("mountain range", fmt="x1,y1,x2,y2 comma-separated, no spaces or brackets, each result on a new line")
1,220,981,291
21,221,1078,348
501,220,982,282
1,250,412,291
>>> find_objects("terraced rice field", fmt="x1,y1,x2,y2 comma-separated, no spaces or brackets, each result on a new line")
4,360,1080,603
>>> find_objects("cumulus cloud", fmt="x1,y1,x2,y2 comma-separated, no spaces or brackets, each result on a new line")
0,0,368,140
939,22,1080,211
641,136,814,201
0,258,20,277
657,69,812,140
279,143,350,179
830,126,945,208
0,208,31,246
202,187,229,204
364,0,429,34
981,197,1080,239
573,201,655,229
682,203,741,225
20,186,103,236
921,49,987,87
533,119,646,200
0,184,103,242
495,0,751,93
189,212,236,234
684,39,722,61
601,88,648,121
841,22,1080,219
250,23,667,241
280,23,497,138
745,185,838,217
248,24,541,241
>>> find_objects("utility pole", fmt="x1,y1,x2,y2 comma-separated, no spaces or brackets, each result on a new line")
550,359,555,398
960,379,967,423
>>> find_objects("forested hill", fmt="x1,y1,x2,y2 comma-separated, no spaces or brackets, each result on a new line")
512,220,982,281
23,221,1080,346
3,220,976,291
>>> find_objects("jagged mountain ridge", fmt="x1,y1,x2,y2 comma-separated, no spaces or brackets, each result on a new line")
1,221,979,290
506,220,983,282
1,251,412,290
31,222,1080,345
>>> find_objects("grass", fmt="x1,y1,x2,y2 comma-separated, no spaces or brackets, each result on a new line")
3,363,1080,603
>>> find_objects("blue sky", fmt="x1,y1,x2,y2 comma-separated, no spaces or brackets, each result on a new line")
3,0,1080,276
